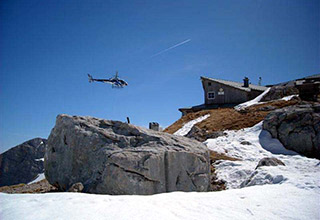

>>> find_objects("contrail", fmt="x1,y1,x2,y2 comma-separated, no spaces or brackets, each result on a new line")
151,39,191,58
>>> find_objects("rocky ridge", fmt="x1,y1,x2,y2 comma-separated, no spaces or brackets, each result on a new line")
0,138,47,187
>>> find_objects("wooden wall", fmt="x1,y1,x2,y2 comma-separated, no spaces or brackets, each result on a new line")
201,79,249,105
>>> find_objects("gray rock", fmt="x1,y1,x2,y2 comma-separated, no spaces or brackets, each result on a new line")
0,138,47,186
45,114,210,195
255,157,285,169
240,141,252,145
258,105,277,111
261,85,299,102
68,182,84,192
240,170,286,188
263,103,320,159
186,126,226,142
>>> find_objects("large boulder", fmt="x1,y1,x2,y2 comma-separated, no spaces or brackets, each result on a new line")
0,138,47,186
261,84,299,102
45,114,210,195
263,102,320,159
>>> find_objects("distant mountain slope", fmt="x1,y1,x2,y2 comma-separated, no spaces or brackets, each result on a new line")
0,138,47,187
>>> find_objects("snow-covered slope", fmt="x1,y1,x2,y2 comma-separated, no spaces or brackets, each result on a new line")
205,122,320,190
1,184,318,220
1,123,319,220
174,114,210,136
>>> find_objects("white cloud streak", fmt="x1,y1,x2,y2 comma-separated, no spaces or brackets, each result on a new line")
151,39,191,58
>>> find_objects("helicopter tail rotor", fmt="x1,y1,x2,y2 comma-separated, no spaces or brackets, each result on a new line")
88,74,93,83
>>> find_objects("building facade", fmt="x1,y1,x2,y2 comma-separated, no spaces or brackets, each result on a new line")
201,76,266,105
179,76,267,116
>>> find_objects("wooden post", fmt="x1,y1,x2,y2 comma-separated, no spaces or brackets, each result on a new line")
126,117,130,124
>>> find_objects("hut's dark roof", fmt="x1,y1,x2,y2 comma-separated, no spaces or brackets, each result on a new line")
266,74,320,87
201,76,267,92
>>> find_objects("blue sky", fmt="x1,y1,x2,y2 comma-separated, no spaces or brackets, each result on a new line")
0,0,319,152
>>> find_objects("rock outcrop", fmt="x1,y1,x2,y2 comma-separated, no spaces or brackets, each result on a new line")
255,157,285,169
0,138,47,186
68,182,84,192
263,102,320,159
261,84,299,102
45,114,210,195
186,126,226,142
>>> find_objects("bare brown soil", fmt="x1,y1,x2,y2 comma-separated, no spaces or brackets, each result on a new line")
164,99,299,134
0,179,58,194
209,150,240,162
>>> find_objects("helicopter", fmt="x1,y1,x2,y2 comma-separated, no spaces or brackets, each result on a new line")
88,71,128,88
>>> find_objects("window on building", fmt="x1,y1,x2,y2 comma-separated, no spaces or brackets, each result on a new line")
208,92,215,100
208,82,211,86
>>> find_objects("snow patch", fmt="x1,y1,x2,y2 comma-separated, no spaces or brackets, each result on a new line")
259,130,298,155
234,88,270,110
27,173,45,185
234,89,298,111
34,158,44,162
280,95,298,101
174,114,210,136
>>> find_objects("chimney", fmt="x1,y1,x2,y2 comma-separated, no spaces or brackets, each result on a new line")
243,77,249,88
258,77,262,86
149,122,160,131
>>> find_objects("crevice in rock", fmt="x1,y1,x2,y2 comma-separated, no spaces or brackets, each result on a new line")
98,120,111,129
131,136,162,148
186,170,197,189
63,135,68,146
108,162,159,183
79,122,91,129
311,114,317,152
140,154,152,168
175,174,181,186
100,132,120,143
164,151,169,192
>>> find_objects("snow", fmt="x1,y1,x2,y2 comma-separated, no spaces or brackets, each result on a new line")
259,130,298,155
234,88,299,111
1,184,319,220
34,158,44,162
204,122,320,190
174,114,210,136
234,88,270,110
1,122,319,220
28,158,45,184
27,173,45,185
280,94,298,101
